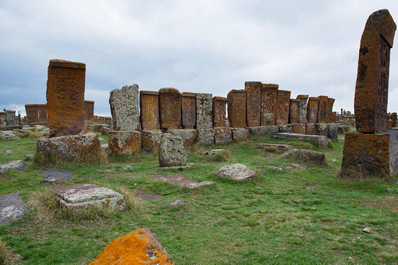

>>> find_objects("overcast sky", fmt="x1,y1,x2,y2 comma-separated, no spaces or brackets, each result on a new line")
1,0,397,117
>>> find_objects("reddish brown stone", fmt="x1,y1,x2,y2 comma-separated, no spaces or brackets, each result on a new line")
140,91,160,130
25,104,47,124
289,99,300,124
245,81,262,127
0,112,5,127
392,112,397,127
354,10,396,133
141,130,162,151
227,89,247,128
387,119,393,129
213,96,228,127
84,101,94,120
260,84,278,126
47,59,86,137
275,90,291,125
307,97,319,123
159,88,182,130
296,95,309,123
317,96,329,123
214,127,232,144
292,123,306,134
182,92,196,129
306,123,316,135
108,131,141,154
326,98,335,123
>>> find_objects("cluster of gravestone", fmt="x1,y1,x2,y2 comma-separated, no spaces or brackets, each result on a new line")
0,110,20,129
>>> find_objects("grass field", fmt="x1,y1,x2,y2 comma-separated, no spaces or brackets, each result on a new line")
0,132,397,264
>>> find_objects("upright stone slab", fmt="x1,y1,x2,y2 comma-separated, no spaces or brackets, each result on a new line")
392,112,397,127
213,96,229,127
196,93,213,129
47,59,86,137
307,97,319,123
289,99,300,124
109,84,140,131
0,112,5,127
214,127,232,144
141,130,163,151
245,81,262,127
159,88,182,130
197,129,215,145
260,84,278,126
317,96,329,123
108,131,141,154
84,101,94,120
25,104,39,123
327,98,335,123
140,91,160,130
227,89,247,128
354,9,396,133
182,92,196,129
159,133,187,167
5,110,16,126
275,90,291,125
296,95,309,123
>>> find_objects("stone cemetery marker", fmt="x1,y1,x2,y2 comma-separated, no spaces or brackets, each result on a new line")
354,9,396,133
140,91,160,130
159,87,182,129
25,104,39,123
47,59,86,137
392,112,397,127
84,100,94,120
307,97,319,123
5,110,16,126
213,96,229,127
0,112,5,127
245,81,262,127
275,90,291,125
261,84,278,126
109,84,140,131
317,96,329,123
196,93,213,129
227,89,247,128
296,95,309,123
182,92,196,129
327,98,335,123
289,99,300,124
159,133,187,167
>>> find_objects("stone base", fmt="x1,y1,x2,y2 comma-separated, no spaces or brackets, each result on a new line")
197,129,215,145
248,126,278,136
278,125,293,133
108,131,141,154
292,123,306,134
35,133,107,165
341,131,398,177
274,132,332,148
231,128,250,141
214,127,232,144
141,130,163,151
167,129,197,146
306,123,316,135
159,133,187,167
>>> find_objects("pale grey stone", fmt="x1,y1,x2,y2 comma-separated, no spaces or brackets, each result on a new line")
197,128,215,145
196,93,213,129
153,175,214,188
167,200,187,207
167,129,197,146
278,125,293,133
315,123,329,137
297,95,308,123
25,154,34,161
282,149,326,165
202,149,226,156
216,163,257,180
0,131,19,140
327,123,338,140
159,133,187,167
231,128,250,141
40,170,75,183
4,150,13,154
109,84,141,131
363,227,371,234
248,126,279,135
0,160,27,175
274,132,332,148
0,193,26,225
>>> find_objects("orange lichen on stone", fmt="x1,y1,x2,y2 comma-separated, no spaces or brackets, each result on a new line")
46,59,86,137
213,96,228,127
181,92,196,129
275,90,291,125
260,84,278,126
292,123,306,134
159,88,182,130
227,89,246,128
90,228,174,265
326,98,335,123
289,99,300,124
317,96,329,123
84,101,95,120
108,131,141,154
245,81,262,127
140,91,160,130
307,97,319,124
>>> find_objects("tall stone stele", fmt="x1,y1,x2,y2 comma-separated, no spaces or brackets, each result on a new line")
342,10,397,177
245,81,262,127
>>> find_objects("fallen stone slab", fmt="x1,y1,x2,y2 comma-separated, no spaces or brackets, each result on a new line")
166,200,187,207
216,163,257,180
51,184,127,212
39,170,75,184
89,228,175,265
4,150,13,154
255,143,292,152
152,175,214,188
284,163,307,169
248,126,278,136
282,149,326,165
0,160,27,175
0,193,26,225
158,163,195,169
274,132,332,148
202,149,226,156
0,131,20,140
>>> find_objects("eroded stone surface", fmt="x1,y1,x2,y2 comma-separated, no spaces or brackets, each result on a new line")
228,89,246,128
140,91,160,130
317,96,329,123
275,90,291,125
327,98,335,123
216,163,257,180
296,95,309,123
261,84,278,126
159,88,182,129
248,126,279,136
141,130,163,151
84,101,94,120
40,170,75,183
51,183,127,211
197,129,215,145
152,175,215,188
202,149,226,156
292,123,307,134
214,127,232,144
213,96,229,128
109,84,140,131
289,99,300,124
282,149,326,165
158,133,187,167
307,97,319,123
246,81,262,127
182,92,196,129
0,160,27,175
167,129,197,146
0,131,19,140
0,193,26,225
196,93,213,129
274,132,332,148
108,131,141,154
89,228,175,265
231,128,250,141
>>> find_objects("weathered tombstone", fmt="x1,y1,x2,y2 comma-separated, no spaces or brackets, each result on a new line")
25,104,39,124
5,110,16,126
0,193,26,225
213,96,229,127
158,133,187,167
47,60,86,137
317,96,329,123
296,95,309,123
159,87,182,130
140,91,160,130
392,112,397,127
245,81,262,127
289,99,300,124
196,93,213,129
342,9,397,177
227,89,247,128
354,9,396,133
197,128,215,145
182,92,196,129
108,131,141,154
307,97,319,123
260,84,278,126
327,98,335,123
0,112,5,127
141,130,162,151
292,123,306,134
84,100,94,120
275,90,291,125
214,127,232,144
109,84,140,131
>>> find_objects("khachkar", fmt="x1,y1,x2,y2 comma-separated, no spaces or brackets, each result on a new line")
342,10,397,177
35,60,106,165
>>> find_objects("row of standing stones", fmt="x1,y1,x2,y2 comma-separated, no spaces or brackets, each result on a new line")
1,9,397,264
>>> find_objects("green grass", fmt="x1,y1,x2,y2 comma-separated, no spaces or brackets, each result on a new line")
0,133,398,264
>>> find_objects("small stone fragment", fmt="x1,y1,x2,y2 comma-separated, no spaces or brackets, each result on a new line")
216,163,257,180
4,150,13,154
363,227,371,234
122,165,133,170
167,200,187,207
40,170,75,183
386,188,393,192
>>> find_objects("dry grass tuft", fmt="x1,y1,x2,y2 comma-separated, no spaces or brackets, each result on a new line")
0,241,6,265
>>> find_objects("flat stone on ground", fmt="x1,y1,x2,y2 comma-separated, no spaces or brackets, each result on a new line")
152,175,214,188
202,149,226,156
51,184,127,212
216,163,257,180
274,132,332,148
0,160,28,175
0,193,26,225
39,170,75,183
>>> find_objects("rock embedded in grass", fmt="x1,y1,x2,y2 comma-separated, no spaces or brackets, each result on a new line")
0,193,26,225
0,160,27,175
39,170,75,184
282,149,326,165
216,163,257,180
158,133,187,167
152,175,215,188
